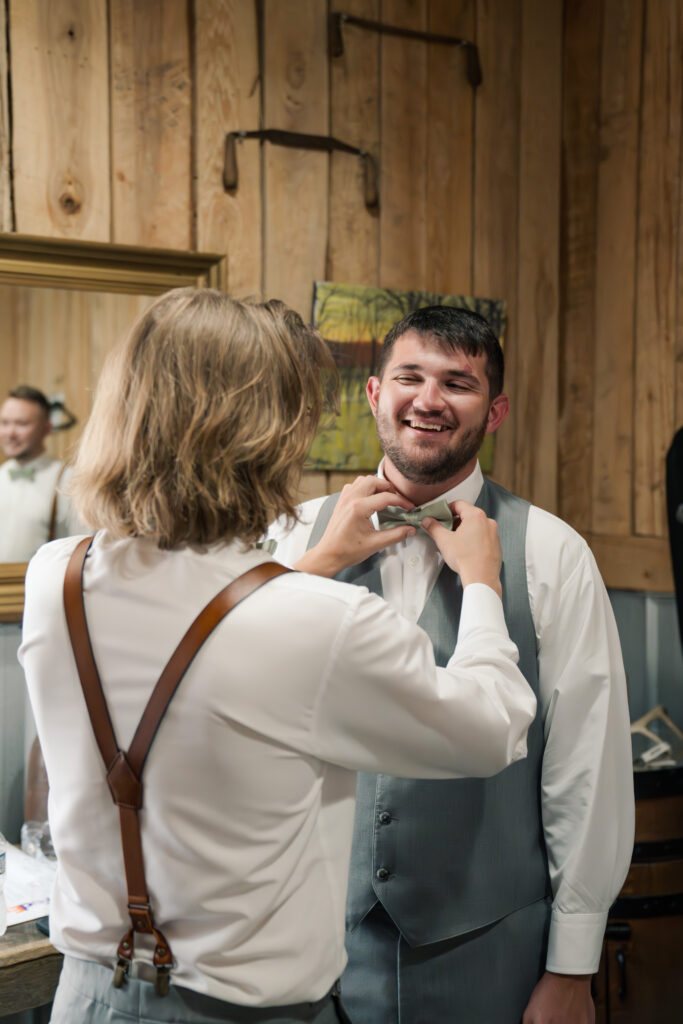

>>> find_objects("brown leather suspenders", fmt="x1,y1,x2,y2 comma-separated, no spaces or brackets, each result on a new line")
63,536,292,995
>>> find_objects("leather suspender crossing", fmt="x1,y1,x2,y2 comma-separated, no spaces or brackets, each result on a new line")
63,536,292,995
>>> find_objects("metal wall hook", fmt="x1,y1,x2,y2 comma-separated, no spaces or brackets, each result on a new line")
223,129,379,211
329,11,482,88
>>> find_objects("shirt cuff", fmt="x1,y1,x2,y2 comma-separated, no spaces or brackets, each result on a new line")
546,908,608,974
458,582,508,639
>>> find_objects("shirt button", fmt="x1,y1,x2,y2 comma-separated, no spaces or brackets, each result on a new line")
376,867,390,881
378,811,391,825
408,555,420,568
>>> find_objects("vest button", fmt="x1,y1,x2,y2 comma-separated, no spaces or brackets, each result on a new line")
376,867,390,881
378,811,392,824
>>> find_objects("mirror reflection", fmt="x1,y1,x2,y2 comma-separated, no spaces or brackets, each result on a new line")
0,285,156,562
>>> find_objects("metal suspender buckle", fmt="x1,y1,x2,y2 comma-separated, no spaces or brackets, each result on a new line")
155,965,171,997
113,957,130,988
128,901,154,932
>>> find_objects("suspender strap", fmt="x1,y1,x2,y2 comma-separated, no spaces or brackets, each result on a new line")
47,464,66,544
63,536,292,994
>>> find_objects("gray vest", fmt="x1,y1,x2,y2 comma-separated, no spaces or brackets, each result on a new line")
308,477,549,946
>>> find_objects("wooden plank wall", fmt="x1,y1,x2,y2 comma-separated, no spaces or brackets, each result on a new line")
0,0,680,592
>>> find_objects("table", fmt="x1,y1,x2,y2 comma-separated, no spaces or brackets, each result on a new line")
0,921,62,1016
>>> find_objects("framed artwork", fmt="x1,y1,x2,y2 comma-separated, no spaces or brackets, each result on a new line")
308,282,507,473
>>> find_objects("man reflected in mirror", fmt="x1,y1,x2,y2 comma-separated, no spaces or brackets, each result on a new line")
0,385,84,561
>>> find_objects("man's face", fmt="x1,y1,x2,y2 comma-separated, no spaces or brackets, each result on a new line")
366,331,508,488
0,398,51,462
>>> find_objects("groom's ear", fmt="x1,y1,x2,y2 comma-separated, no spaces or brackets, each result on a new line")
366,376,381,418
485,393,509,435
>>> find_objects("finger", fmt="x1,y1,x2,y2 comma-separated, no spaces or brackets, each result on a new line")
330,492,412,529
362,491,414,515
420,516,451,540
450,499,484,519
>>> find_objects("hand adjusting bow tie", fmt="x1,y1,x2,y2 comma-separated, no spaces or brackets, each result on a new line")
377,498,453,532
8,465,36,482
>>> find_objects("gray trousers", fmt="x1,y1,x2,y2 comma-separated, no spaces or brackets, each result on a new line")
50,957,348,1024
341,898,551,1024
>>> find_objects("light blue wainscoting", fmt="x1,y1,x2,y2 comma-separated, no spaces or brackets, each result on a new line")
0,622,28,843
608,590,683,727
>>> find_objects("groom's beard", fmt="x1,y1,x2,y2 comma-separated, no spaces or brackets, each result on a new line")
375,408,489,485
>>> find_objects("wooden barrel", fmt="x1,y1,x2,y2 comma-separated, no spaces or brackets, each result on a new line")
594,765,683,1023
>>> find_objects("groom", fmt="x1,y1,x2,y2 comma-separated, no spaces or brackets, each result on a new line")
270,305,634,1023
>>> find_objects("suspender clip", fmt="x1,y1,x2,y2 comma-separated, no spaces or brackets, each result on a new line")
113,956,130,988
155,965,171,997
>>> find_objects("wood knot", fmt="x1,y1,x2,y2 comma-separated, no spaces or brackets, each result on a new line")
286,52,306,90
59,192,82,215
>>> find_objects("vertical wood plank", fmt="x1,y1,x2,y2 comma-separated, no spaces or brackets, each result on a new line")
426,0,475,295
0,286,19,408
0,0,12,231
472,0,521,492
634,0,682,536
515,0,562,513
263,0,329,318
378,0,428,290
195,0,261,296
10,0,110,239
110,0,192,250
558,0,603,533
591,0,643,536
328,0,380,286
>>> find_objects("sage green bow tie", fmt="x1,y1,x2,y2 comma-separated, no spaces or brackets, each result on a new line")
377,498,453,532
8,465,36,482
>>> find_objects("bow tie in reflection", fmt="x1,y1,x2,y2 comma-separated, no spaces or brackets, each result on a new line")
8,465,36,482
377,498,454,532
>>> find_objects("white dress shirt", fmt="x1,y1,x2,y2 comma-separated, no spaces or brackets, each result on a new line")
0,453,84,561
19,530,535,1007
267,461,635,975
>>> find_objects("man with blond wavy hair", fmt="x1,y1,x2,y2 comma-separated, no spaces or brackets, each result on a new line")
20,289,536,1024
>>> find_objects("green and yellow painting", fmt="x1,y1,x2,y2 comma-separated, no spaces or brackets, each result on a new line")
308,282,507,473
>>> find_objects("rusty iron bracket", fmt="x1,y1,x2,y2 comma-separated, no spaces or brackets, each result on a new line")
223,128,379,210
329,10,482,88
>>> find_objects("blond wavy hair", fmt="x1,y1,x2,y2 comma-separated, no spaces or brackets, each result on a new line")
71,288,337,548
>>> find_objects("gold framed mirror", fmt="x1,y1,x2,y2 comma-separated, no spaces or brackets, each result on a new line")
0,234,227,622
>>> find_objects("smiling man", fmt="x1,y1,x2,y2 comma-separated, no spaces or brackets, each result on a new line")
269,306,634,1024
0,385,83,560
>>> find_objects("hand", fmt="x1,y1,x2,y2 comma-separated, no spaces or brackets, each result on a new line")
421,499,502,597
294,476,416,578
522,971,595,1024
